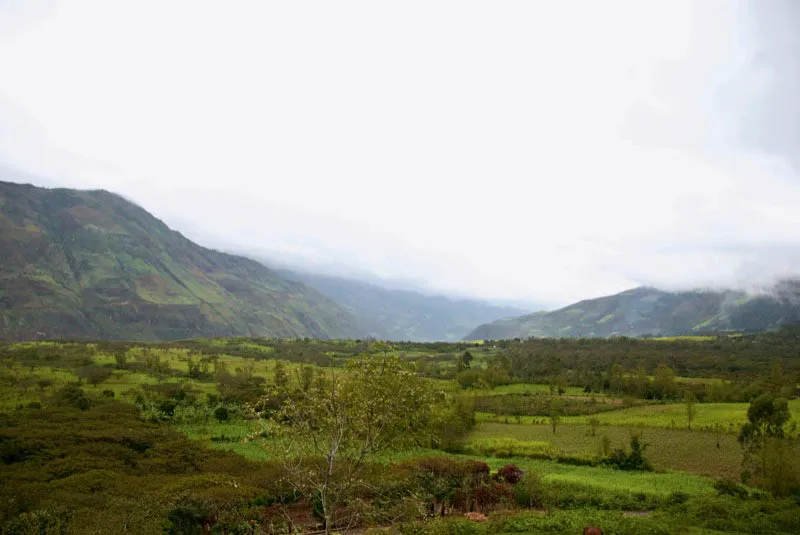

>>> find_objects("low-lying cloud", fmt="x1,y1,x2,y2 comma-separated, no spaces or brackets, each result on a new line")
1,1,799,308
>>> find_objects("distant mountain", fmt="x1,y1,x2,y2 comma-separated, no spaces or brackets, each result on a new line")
277,269,528,341
0,179,364,341
465,283,800,340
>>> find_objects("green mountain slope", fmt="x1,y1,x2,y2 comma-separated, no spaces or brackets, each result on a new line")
0,180,364,341
465,284,800,339
277,269,528,341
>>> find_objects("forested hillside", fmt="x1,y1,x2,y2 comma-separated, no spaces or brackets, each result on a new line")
467,285,800,340
0,180,364,341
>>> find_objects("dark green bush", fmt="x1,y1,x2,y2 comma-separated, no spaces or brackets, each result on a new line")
213,406,229,422
4,509,68,535
712,478,750,499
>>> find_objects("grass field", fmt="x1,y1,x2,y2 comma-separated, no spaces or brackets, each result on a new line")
467,422,743,479
479,399,800,431
188,419,718,499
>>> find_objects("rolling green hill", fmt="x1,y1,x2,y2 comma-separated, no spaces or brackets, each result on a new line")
277,269,528,341
465,284,800,340
0,180,364,341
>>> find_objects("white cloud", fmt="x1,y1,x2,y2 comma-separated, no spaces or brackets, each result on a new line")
1,0,799,307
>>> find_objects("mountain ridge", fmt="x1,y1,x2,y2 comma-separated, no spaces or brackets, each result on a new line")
0,179,364,341
465,283,800,340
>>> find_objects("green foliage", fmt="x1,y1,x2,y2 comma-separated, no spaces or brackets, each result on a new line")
0,401,292,534
52,384,91,410
464,438,554,459
739,394,792,442
272,355,443,533
432,394,476,452
603,433,652,471
738,394,800,497
1,337,799,534
3,509,68,535
213,406,229,422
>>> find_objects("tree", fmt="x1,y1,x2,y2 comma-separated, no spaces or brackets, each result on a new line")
632,366,649,399
298,365,314,392
457,351,473,372
548,385,562,435
274,361,289,389
653,364,677,400
484,354,512,387
270,355,441,534
76,365,113,387
738,394,799,496
588,416,600,437
114,352,128,370
607,363,625,394
739,394,791,443
684,390,697,430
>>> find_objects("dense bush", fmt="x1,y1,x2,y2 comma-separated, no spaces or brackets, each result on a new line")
602,434,652,471
0,402,291,533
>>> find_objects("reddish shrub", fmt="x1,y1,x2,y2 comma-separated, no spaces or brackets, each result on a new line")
494,464,524,484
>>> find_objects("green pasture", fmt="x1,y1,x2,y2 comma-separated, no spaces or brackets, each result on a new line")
480,400,800,430
562,400,800,429
188,419,718,499
467,422,743,479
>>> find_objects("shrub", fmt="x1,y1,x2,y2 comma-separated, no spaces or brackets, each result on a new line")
213,406,229,422
4,509,68,535
513,472,544,508
712,478,749,499
602,433,651,471
494,464,524,484
51,384,90,410
165,496,216,534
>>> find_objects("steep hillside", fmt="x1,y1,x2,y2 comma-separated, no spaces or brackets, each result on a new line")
465,284,800,339
277,269,527,341
0,180,364,341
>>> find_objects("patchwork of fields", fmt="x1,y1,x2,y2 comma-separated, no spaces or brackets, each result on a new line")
2,337,799,534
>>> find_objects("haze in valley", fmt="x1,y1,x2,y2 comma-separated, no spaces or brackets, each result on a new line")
1,0,799,307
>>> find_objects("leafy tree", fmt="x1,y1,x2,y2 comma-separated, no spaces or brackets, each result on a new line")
739,395,791,442
684,390,697,430
272,355,440,534
548,390,562,435
738,394,799,496
274,361,289,389
631,366,649,399
456,369,481,389
653,364,677,400
113,352,127,369
457,351,473,372
588,416,600,437
607,363,625,393
76,365,113,387
298,365,314,392
484,354,512,387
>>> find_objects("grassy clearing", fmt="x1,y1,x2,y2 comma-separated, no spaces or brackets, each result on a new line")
189,420,716,499
563,400,800,429
467,422,743,479
480,400,800,430
465,437,554,458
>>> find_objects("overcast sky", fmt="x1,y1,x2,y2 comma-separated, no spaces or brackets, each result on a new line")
1,1,799,307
